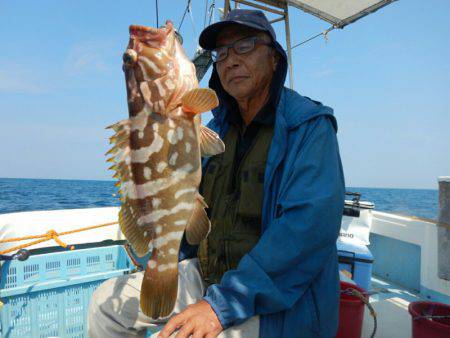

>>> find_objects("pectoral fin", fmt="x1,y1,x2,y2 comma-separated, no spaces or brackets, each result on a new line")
200,125,225,157
181,88,219,114
185,195,211,245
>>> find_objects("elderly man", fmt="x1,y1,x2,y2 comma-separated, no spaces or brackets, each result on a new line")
88,9,345,338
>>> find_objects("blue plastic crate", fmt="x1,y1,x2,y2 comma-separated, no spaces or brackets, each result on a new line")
337,241,374,291
0,245,135,338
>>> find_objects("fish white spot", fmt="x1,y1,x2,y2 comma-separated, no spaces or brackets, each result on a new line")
138,64,150,81
185,142,191,153
140,82,154,109
166,79,175,90
155,225,162,234
168,248,177,255
157,263,177,272
169,152,178,166
130,109,149,132
152,123,159,132
123,164,193,200
174,220,187,226
174,188,196,199
138,131,144,139
155,80,166,97
139,56,161,74
177,127,184,140
153,231,185,249
129,133,163,163
168,119,176,128
143,231,148,237
152,198,161,209
167,129,177,145
157,162,167,173
143,167,151,180
148,260,157,269
138,202,194,225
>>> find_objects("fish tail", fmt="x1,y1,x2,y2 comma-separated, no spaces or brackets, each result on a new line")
140,260,179,319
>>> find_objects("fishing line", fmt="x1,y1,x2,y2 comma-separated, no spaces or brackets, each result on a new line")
203,0,209,28
178,0,191,32
208,0,215,25
291,25,336,50
155,0,159,27
188,1,197,38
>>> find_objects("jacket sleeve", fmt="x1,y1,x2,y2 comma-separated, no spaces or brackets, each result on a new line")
203,115,345,328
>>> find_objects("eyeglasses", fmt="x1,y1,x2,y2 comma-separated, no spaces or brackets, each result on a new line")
211,36,271,62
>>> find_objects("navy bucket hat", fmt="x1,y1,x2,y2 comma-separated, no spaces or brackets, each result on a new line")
200,8,288,114
199,9,277,50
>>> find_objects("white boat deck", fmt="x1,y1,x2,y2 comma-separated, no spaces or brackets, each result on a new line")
362,276,423,338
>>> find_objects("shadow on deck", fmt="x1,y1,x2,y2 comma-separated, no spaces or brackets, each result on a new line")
362,276,422,338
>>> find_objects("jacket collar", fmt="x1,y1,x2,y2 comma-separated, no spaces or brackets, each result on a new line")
212,87,337,133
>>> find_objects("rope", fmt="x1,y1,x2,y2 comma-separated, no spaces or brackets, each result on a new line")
291,26,336,50
0,221,118,255
341,287,377,338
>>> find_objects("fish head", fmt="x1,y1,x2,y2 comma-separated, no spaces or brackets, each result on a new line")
123,21,198,116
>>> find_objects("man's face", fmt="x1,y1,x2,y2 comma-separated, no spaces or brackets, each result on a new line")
215,26,277,101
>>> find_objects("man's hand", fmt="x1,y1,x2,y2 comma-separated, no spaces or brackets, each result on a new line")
158,300,223,338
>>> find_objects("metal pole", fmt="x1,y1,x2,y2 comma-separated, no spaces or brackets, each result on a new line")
234,0,285,16
284,2,294,89
155,0,159,27
438,176,450,280
224,0,231,17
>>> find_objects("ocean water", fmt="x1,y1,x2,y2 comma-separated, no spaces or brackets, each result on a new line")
0,178,440,220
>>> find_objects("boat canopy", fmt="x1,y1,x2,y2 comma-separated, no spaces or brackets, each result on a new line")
194,0,398,85
253,0,398,28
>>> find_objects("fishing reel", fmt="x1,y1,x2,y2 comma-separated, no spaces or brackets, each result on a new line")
343,192,361,218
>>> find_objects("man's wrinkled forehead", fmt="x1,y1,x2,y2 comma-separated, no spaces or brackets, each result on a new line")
215,25,269,47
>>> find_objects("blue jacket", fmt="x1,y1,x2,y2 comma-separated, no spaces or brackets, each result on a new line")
195,87,345,337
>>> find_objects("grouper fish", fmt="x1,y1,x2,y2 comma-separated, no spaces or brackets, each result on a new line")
106,21,225,318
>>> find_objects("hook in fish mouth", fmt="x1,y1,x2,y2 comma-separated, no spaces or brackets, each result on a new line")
123,49,138,67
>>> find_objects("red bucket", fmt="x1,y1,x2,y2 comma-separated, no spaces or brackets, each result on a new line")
408,301,450,338
335,282,367,338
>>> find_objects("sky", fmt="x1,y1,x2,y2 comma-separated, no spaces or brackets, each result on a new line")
0,0,449,189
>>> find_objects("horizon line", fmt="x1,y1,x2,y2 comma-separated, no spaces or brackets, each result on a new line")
0,176,440,191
